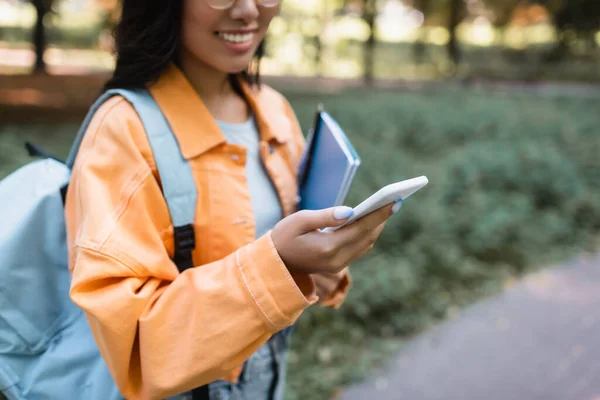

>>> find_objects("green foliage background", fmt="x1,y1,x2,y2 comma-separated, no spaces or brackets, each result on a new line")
1,85,599,400
282,86,600,400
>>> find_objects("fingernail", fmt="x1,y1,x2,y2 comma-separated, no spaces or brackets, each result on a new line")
392,200,403,214
334,206,354,220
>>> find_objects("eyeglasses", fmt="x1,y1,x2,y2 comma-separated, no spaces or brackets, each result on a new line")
205,0,281,10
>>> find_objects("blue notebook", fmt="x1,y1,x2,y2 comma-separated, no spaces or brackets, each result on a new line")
297,107,361,210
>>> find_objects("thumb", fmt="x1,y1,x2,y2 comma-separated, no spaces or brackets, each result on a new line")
294,206,354,233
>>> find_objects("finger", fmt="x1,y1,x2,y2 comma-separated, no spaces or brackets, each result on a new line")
357,202,395,227
314,272,341,298
334,202,394,246
292,206,355,234
347,221,387,263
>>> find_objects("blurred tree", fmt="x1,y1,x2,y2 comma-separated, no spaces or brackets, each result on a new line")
542,0,600,60
14,0,119,73
447,0,463,67
29,0,53,74
484,0,600,59
341,0,378,83
412,0,431,65
483,0,522,26
362,0,377,83
413,0,466,72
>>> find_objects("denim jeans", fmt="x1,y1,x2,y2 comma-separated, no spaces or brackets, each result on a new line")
171,326,294,400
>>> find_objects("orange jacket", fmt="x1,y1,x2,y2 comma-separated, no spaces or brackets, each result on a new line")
65,64,351,400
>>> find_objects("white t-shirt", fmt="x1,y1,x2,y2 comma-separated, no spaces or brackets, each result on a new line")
216,115,283,239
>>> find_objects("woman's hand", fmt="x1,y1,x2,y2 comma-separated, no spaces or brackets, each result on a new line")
313,270,347,304
271,202,400,275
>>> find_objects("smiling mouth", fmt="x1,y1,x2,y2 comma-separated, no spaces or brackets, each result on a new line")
215,31,255,44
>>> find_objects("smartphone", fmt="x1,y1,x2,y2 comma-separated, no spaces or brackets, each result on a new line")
324,175,428,231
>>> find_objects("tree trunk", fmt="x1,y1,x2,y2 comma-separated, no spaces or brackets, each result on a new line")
315,0,327,77
413,0,431,65
447,0,461,68
32,0,48,74
363,0,376,84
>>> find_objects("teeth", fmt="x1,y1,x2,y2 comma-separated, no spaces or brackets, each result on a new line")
218,32,254,43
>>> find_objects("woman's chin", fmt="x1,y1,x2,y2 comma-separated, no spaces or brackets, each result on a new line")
211,53,257,75
222,60,255,75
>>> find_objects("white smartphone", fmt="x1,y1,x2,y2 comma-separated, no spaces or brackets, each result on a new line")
324,175,429,231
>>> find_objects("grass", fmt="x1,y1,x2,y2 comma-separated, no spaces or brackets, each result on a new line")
279,84,600,399
1,82,599,400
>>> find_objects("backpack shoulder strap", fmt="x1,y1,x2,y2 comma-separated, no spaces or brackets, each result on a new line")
66,88,197,272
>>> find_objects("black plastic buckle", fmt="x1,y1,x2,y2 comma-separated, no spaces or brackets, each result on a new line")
173,224,196,272
25,141,63,163
191,384,210,400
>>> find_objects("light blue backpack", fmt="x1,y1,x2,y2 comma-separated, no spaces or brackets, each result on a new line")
0,89,200,400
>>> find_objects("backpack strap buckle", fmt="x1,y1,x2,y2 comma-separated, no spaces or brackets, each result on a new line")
173,224,196,272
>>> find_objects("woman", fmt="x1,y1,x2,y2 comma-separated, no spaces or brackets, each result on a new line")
65,0,400,399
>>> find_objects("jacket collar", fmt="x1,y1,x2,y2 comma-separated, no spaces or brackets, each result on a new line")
148,63,288,160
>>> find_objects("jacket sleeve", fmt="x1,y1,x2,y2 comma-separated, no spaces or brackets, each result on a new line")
280,93,353,309
65,98,317,400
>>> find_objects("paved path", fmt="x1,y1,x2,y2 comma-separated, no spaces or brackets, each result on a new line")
341,252,600,400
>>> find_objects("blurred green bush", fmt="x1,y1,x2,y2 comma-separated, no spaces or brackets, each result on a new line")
1,85,599,400
283,86,600,400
